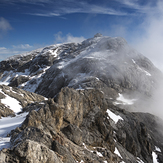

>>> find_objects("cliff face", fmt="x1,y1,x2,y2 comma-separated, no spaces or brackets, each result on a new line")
0,35,163,163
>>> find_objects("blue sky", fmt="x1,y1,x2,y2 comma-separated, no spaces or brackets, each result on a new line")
0,0,163,70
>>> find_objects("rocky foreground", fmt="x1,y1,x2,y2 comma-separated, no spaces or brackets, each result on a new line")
0,34,163,163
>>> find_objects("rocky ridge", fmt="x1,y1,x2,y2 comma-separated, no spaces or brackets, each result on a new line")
0,34,163,163
0,85,45,118
0,34,161,98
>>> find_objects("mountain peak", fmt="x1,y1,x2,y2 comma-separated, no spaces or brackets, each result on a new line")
94,33,103,37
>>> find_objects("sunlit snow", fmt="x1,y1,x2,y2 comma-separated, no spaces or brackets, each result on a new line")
155,146,161,152
48,48,58,57
0,90,22,113
152,152,159,163
114,147,122,158
106,109,123,123
96,151,103,157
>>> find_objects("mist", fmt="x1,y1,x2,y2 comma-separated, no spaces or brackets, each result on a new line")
107,1,163,121
131,1,163,72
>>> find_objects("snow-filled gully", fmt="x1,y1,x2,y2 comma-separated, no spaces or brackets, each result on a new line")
0,112,28,150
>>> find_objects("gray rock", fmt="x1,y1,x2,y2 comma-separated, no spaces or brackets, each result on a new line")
9,76,30,87
14,140,63,163
62,124,82,145
52,140,76,163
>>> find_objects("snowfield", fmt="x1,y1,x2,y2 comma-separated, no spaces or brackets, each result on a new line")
0,90,22,113
0,112,27,150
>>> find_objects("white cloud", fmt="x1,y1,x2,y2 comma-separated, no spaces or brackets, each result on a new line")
30,13,60,17
12,44,33,49
0,17,12,37
88,5,127,15
0,48,18,60
54,32,85,44
0,44,34,60
116,0,156,13
131,1,163,71
27,0,127,17
0,47,7,50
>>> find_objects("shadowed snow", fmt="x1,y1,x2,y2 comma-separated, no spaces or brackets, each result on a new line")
0,112,28,150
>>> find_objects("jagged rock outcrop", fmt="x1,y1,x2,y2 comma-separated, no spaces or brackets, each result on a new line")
0,104,15,118
0,87,163,163
0,85,45,118
0,140,63,163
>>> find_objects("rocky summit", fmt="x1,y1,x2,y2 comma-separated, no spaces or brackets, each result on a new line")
0,34,163,163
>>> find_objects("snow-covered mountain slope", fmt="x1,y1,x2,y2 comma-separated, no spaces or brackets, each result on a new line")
0,85,46,151
0,34,161,99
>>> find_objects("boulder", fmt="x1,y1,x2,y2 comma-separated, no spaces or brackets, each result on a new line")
14,140,63,163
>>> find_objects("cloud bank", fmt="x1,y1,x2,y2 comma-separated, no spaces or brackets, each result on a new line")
131,1,163,71
54,32,85,44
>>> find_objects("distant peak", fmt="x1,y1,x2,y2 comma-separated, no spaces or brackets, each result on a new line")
94,33,103,38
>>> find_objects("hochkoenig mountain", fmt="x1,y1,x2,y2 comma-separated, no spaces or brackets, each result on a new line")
0,34,163,163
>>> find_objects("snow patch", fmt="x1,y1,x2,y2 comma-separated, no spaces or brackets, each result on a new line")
76,160,84,163
0,82,9,85
83,143,93,153
137,67,151,76
0,112,28,150
106,109,123,123
155,146,161,152
96,151,103,157
114,147,122,158
0,69,30,86
137,157,144,163
152,152,159,163
0,90,22,113
49,48,58,57
114,93,137,105
132,59,136,64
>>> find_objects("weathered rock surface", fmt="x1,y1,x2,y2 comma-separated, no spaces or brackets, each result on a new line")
0,103,15,118
0,87,162,163
0,140,63,163
0,85,45,118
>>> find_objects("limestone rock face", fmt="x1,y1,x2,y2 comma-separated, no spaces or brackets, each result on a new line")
0,87,162,163
0,140,63,163
14,140,63,163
